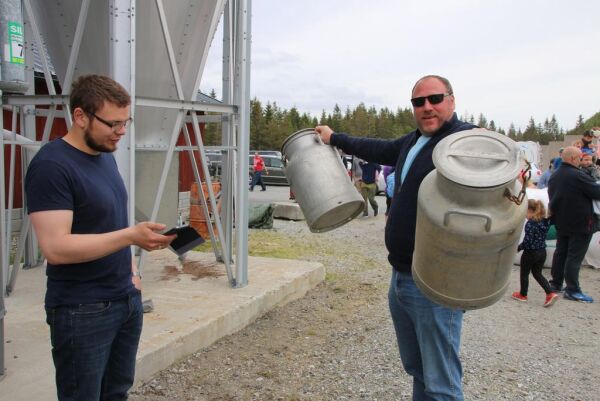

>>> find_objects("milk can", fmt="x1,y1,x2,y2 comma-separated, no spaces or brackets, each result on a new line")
281,128,365,233
412,129,527,310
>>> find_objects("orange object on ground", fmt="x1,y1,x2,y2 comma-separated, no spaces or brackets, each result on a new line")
189,181,222,239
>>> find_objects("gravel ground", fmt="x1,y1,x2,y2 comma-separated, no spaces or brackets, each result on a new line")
131,198,600,401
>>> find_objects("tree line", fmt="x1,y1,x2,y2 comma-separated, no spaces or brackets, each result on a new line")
202,93,600,149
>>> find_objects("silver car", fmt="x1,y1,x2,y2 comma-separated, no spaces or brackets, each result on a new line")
249,155,288,185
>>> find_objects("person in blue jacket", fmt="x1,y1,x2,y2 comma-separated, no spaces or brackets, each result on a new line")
316,75,476,401
537,162,552,189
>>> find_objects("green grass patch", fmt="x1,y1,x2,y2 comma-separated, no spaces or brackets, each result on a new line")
324,271,338,282
194,230,328,261
192,241,213,252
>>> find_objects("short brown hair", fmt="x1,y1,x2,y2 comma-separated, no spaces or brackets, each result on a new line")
69,74,130,115
412,75,454,96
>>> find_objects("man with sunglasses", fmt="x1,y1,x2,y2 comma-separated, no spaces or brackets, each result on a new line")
316,75,476,401
25,74,175,400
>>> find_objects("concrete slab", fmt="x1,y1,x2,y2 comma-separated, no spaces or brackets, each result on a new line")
1,251,324,401
273,201,305,221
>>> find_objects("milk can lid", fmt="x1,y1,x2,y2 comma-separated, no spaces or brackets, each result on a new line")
433,128,521,187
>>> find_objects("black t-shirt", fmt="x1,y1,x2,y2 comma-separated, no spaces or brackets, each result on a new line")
25,138,134,307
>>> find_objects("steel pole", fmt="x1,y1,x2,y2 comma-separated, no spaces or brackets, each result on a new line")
0,86,7,380
109,0,134,219
234,0,251,287
220,0,234,268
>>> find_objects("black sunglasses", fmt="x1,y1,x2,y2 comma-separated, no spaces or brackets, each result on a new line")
87,111,132,132
410,93,452,107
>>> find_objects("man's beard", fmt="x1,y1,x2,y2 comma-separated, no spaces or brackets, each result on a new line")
84,128,115,153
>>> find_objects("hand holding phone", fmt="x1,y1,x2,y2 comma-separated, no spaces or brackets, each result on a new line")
162,225,205,256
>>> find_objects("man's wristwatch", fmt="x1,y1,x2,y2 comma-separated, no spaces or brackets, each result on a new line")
132,271,142,279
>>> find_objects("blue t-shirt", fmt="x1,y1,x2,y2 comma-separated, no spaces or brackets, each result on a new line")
386,172,396,198
25,138,134,307
401,135,432,184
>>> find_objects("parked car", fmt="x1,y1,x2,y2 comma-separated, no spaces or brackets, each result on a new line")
249,154,288,185
376,171,386,194
205,152,222,177
250,150,282,158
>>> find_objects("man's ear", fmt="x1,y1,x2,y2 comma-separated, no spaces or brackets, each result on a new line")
72,107,88,128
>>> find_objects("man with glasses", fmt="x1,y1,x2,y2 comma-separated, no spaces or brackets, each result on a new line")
25,74,175,400
315,75,476,401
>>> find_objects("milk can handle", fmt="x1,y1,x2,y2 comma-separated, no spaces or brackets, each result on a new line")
313,132,347,169
314,133,324,145
446,150,511,162
443,209,492,232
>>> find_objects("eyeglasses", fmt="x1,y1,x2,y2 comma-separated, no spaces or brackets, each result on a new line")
87,112,132,132
410,93,452,108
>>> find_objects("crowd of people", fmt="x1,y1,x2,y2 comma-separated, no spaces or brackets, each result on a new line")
349,126,600,313
513,129,600,307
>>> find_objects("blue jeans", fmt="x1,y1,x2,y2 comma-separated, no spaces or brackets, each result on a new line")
550,231,593,292
250,171,266,191
388,270,464,401
45,292,143,401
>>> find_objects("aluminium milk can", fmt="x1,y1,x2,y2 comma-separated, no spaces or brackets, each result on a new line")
281,128,364,233
412,129,527,310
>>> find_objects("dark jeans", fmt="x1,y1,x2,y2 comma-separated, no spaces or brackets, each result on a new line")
385,195,392,215
250,171,266,191
519,249,552,295
45,292,143,401
550,231,593,293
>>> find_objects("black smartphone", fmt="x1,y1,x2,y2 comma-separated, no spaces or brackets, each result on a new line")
162,225,205,255
163,226,188,236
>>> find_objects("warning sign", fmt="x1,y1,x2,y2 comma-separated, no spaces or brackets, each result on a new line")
8,21,24,64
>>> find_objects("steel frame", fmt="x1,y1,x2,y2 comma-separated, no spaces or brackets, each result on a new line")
0,0,251,376
0,87,6,380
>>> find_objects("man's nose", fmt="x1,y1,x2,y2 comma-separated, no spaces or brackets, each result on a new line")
422,99,435,110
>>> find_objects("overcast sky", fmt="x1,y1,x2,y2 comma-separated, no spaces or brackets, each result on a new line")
200,0,600,132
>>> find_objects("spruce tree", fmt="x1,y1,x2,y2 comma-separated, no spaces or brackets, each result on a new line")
477,113,488,129
508,123,517,140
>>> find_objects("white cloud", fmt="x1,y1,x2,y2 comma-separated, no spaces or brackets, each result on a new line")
201,0,600,132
